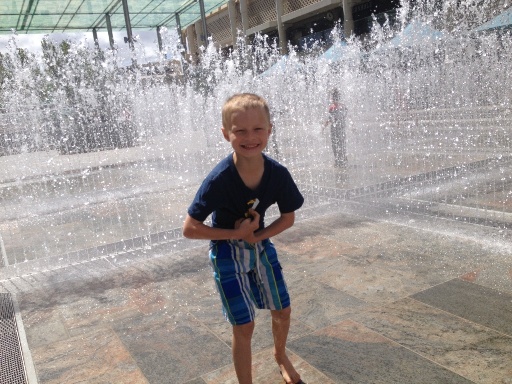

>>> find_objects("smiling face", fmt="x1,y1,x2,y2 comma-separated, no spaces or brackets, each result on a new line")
222,106,272,158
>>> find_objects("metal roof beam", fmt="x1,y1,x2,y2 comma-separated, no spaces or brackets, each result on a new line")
121,0,134,49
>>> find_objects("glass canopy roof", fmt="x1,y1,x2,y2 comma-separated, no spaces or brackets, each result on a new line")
0,0,229,34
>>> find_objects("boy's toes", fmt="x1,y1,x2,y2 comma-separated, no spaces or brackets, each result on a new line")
280,370,303,384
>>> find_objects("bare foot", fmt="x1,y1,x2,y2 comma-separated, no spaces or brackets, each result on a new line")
275,353,301,384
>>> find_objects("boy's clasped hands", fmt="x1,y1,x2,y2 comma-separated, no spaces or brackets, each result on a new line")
234,208,260,243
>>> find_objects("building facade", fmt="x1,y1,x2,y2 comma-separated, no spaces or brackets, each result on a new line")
183,0,400,60
182,0,509,60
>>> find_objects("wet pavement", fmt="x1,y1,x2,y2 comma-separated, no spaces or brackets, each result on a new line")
2,200,512,383
1,137,512,383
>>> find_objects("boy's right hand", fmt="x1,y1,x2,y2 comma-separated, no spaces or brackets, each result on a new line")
234,209,260,241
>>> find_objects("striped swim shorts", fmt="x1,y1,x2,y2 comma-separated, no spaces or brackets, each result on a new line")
209,239,290,325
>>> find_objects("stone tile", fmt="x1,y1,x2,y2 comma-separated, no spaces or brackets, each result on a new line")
315,256,435,304
285,213,497,275
183,378,208,384
31,327,147,384
275,216,493,306
22,306,69,348
113,311,232,383
286,277,367,329
56,286,142,336
288,319,473,384
352,297,512,383
205,309,313,354
96,263,156,290
10,210,512,383
152,273,220,320
459,264,512,295
412,278,512,336
202,347,335,384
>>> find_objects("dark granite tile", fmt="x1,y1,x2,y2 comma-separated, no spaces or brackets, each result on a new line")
412,278,512,336
352,297,512,383
288,320,473,384
113,311,232,383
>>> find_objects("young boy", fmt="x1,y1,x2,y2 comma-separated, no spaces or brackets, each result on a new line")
183,93,305,384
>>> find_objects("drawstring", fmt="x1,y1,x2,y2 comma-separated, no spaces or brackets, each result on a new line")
250,242,263,282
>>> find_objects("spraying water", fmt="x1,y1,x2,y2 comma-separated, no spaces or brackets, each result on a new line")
0,0,511,277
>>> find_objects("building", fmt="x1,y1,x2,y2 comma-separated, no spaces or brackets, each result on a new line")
181,0,509,60
183,0,400,60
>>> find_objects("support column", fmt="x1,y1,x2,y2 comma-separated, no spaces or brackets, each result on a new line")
186,24,199,61
105,13,115,50
176,12,186,54
198,0,209,46
239,0,249,39
157,26,163,53
275,0,287,54
92,27,99,48
121,0,134,49
342,0,354,38
228,0,238,47
195,20,204,49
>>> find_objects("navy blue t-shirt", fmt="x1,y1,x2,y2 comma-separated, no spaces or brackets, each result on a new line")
188,153,304,232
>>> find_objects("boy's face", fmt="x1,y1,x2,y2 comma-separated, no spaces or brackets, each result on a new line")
222,107,272,158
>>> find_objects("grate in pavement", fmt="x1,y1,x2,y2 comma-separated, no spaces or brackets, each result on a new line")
0,292,28,384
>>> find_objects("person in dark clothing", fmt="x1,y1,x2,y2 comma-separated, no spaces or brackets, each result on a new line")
323,88,348,167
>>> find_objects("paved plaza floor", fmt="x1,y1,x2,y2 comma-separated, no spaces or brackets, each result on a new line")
1,143,512,383
2,202,512,383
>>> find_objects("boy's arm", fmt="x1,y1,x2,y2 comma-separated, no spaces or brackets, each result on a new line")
245,211,295,243
182,211,260,241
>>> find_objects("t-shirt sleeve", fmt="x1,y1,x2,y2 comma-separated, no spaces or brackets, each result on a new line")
187,177,219,222
276,167,304,214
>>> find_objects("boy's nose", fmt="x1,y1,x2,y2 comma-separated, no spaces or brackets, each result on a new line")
246,130,257,139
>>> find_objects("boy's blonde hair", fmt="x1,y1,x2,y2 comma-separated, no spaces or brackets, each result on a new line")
222,93,271,130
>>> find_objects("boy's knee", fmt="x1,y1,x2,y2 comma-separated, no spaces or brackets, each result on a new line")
271,306,291,321
233,321,255,340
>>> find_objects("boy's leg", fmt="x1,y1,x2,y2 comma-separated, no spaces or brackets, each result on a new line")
271,307,301,384
232,321,255,384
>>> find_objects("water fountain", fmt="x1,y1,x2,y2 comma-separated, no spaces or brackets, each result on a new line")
0,0,511,281
1,3,512,383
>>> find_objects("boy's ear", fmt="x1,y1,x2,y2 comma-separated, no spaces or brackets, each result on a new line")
221,126,230,141
268,124,273,135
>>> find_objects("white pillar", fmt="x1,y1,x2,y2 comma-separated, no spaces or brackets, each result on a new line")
228,0,238,47
0,233,8,267
92,28,99,48
342,0,354,38
186,24,198,62
239,0,249,38
275,0,287,54
195,19,205,49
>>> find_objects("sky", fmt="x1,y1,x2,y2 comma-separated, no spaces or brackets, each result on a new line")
0,28,181,65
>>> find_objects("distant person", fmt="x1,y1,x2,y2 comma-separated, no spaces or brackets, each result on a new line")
183,93,305,384
267,104,283,159
323,88,348,167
